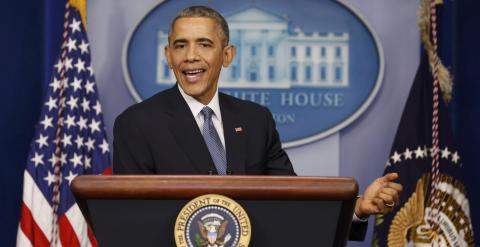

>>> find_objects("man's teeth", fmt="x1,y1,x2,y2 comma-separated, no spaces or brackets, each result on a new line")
184,69,204,74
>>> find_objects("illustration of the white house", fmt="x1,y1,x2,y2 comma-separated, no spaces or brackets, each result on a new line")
156,7,349,88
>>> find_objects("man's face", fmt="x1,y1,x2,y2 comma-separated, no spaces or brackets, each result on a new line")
165,17,235,105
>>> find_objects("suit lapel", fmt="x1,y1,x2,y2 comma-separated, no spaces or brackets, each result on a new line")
220,94,247,175
165,86,216,174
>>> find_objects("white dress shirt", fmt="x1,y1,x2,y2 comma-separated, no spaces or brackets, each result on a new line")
177,85,226,150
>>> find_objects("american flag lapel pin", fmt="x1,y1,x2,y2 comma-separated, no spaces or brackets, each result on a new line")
235,127,243,133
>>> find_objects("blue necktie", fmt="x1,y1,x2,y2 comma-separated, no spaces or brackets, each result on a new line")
201,107,227,175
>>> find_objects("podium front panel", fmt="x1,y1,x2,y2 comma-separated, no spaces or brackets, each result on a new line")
72,175,358,247
88,199,342,246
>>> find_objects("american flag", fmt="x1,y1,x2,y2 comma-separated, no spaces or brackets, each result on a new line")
16,2,111,246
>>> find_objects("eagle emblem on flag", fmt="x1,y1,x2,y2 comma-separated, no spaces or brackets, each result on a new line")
387,175,474,246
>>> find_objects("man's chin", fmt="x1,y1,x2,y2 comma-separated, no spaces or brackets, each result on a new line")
182,86,205,98
179,79,205,88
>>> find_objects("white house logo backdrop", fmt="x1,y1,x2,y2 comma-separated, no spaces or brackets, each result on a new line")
123,0,384,147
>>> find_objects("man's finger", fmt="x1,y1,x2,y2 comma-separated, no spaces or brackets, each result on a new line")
381,172,399,183
374,197,395,214
378,192,395,205
386,182,403,192
380,188,399,203
373,198,387,212
381,187,400,197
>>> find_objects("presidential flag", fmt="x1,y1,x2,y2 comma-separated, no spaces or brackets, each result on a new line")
16,1,111,246
372,1,474,245
372,57,475,246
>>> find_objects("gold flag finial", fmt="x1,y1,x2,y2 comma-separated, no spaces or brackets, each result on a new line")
68,0,87,30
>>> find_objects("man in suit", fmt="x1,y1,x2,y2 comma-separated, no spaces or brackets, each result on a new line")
113,5,402,241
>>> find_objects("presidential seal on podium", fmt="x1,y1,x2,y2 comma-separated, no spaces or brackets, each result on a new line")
174,194,251,247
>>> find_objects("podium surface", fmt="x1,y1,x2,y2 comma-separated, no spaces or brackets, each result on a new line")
72,175,358,247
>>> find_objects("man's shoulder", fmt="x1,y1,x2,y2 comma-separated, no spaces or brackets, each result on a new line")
219,92,270,115
218,92,273,123
116,86,177,122
219,92,268,111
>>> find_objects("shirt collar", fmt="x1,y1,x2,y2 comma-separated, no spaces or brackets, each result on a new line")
177,84,222,122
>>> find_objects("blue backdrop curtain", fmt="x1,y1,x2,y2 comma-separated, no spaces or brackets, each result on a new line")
437,0,480,239
448,0,480,239
0,0,65,246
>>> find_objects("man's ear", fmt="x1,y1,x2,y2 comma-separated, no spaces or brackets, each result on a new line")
164,46,172,68
222,44,236,67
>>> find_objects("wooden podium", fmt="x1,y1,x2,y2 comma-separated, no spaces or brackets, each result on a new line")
72,175,358,247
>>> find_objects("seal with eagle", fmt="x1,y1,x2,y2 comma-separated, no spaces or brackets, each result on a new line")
197,219,231,247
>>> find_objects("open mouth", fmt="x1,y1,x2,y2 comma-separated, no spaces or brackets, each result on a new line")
182,69,206,83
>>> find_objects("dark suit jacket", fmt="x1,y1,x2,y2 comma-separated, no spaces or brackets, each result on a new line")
113,85,295,175
113,84,366,240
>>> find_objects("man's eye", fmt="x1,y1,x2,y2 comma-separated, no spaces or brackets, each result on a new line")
175,44,185,49
200,43,211,48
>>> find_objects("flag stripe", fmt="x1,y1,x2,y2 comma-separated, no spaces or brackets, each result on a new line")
64,204,93,247
87,226,98,247
16,225,34,247
102,166,112,175
21,171,53,241
18,203,49,247
59,215,80,247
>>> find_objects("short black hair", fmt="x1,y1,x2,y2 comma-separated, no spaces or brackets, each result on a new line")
168,5,230,46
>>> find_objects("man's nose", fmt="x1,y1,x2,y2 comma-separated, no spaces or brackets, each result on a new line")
185,45,198,62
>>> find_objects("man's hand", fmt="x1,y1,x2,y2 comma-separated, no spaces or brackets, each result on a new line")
354,172,403,219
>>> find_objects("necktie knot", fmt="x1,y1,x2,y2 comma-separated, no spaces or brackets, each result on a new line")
201,106,214,121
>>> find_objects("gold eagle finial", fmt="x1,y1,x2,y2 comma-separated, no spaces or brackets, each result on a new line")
68,0,87,30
